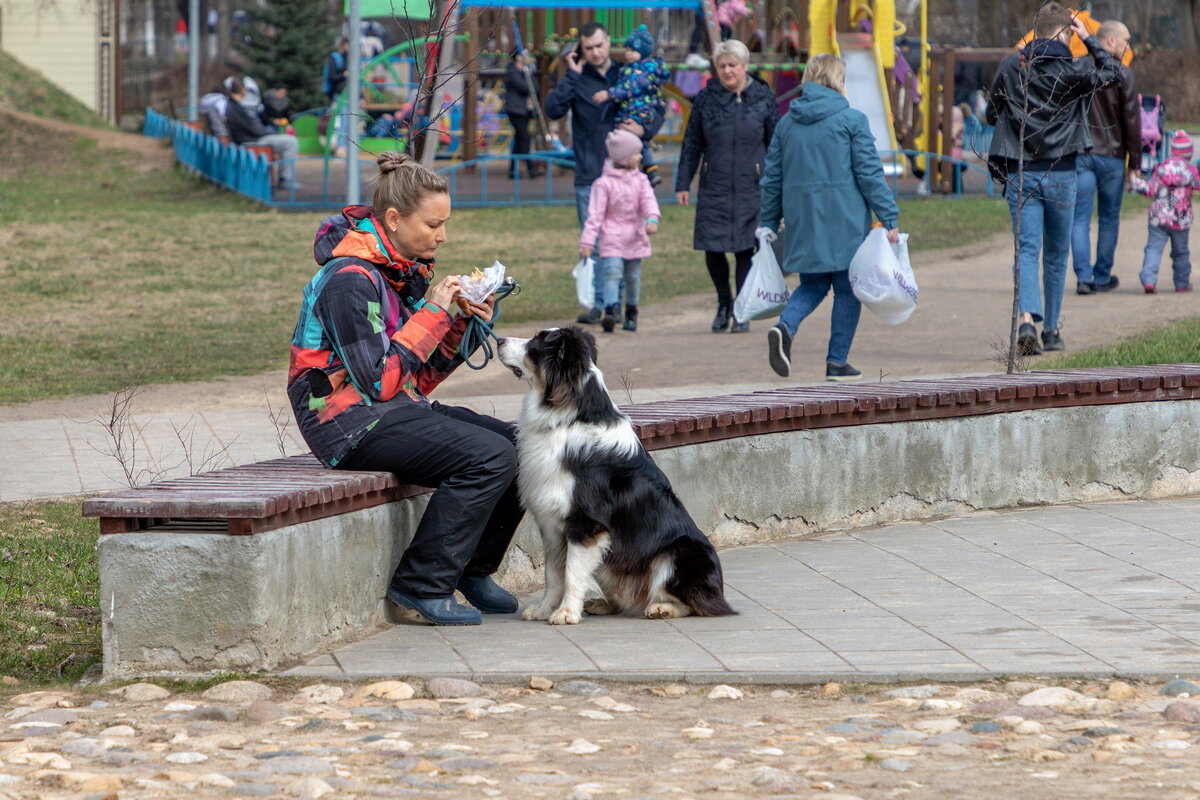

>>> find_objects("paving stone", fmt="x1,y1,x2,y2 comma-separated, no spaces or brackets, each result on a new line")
1162,680,1200,697
556,681,608,696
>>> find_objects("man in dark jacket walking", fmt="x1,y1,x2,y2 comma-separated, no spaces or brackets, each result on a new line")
987,3,1122,356
1071,19,1138,295
545,21,663,323
503,52,544,180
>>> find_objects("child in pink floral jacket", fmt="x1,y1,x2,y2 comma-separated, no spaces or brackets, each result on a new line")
580,129,661,332
1130,129,1199,292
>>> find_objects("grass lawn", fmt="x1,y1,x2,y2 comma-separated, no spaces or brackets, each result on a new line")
0,50,110,129
0,502,100,683
0,113,1017,406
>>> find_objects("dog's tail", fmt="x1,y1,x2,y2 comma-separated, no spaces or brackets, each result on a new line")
670,538,738,617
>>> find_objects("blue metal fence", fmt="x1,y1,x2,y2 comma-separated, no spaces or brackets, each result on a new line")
146,108,273,204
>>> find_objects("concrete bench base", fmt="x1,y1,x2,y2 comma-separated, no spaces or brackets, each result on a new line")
99,399,1200,678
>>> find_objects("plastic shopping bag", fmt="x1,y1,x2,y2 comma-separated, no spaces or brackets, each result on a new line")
848,229,917,325
732,230,790,324
571,257,595,309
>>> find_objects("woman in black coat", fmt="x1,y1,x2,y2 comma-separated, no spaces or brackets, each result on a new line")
675,39,778,332
503,52,543,180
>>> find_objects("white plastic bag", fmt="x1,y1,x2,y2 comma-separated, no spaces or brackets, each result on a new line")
571,257,595,309
733,230,790,323
458,260,506,304
848,229,917,325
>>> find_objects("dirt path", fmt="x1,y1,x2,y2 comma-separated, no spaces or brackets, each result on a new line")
2,676,1198,799
0,108,172,169
7,224,1196,423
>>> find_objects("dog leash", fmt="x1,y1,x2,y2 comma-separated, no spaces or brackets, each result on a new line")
460,277,520,370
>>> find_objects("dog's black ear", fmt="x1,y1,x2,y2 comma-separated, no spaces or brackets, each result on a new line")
567,325,599,366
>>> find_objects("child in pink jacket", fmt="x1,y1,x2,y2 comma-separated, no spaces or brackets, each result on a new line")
581,129,662,332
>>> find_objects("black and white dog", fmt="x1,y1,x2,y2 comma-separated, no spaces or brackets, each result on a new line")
497,327,736,625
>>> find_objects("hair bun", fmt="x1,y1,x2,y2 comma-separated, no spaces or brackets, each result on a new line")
376,151,411,176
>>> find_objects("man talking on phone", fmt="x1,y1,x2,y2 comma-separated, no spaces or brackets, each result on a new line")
545,21,665,324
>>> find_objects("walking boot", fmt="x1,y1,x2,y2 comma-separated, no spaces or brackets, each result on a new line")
576,307,602,324
623,304,638,331
601,304,621,333
387,586,481,626
457,575,518,614
711,303,731,332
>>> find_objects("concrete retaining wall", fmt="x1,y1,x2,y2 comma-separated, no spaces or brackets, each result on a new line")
99,399,1200,678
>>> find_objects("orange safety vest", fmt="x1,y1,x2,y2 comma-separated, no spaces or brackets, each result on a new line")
1016,9,1134,65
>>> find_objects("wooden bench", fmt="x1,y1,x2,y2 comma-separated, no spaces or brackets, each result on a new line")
83,365,1200,538
85,365,1200,679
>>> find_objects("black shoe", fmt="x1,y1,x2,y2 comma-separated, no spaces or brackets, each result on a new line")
457,576,518,614
1076,282,1095,295
622,304,638,331
730,319,749,333
576,307,602,324
1041,329,1065,352
826,362,862,381
601,304,620,333
712,303,731,332
1018,322,1042,355
767,323,792,377
387,587,482,626
644,165,662,187
1094,275,1120,292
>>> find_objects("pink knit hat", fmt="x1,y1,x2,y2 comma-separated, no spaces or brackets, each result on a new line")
605,129,642,166
1170,129,1194,160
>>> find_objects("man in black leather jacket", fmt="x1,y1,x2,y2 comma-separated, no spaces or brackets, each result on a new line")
1070,20,1138,295
987,3,1122,356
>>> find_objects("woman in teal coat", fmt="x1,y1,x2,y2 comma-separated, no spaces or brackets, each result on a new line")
759,54,899,381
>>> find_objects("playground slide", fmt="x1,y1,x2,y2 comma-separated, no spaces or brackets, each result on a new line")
842,47,903,177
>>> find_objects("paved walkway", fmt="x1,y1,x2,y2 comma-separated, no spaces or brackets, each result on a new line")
287,497,1200,683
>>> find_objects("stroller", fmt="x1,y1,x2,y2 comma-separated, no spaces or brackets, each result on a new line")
1139,94,1168,173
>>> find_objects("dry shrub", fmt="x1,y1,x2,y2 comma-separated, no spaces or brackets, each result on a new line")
1131,48,1200,122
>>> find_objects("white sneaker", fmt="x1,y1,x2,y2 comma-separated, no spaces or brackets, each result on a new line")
685,53,710,70
916,182,930,196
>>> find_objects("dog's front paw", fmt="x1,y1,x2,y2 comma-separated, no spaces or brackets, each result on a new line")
522,604,554,621
645,601,688,619
548,606,582,625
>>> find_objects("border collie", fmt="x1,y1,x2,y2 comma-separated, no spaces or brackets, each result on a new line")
497,327,736,625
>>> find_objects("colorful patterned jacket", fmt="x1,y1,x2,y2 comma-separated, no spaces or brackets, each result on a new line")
609,57,670,127
287,206,472,467
1130,157,1200,231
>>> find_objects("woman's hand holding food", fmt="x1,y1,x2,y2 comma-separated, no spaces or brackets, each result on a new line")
427,275,462,311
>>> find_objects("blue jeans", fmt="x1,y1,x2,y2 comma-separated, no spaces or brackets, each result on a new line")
1071,153,1125,285
778,270,861,366
1140,224,1193,289
1006,168,1077,332
601,257,642,306
575,184,622,309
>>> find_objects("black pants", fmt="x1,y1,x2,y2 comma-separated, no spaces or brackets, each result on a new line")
338,402,523,598
706,249,754,306
507,111,539,178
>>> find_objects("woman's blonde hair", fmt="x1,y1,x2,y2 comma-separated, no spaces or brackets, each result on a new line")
712,38,750,66
802,53,846,93
371,151,449,219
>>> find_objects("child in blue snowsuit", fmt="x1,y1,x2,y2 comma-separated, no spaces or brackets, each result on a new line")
592,25,670,186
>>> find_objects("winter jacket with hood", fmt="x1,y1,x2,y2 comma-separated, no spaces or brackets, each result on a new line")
675,74,777,253
609,56,671,126
545,59,664,187
759,82,898,275
986,34,1122,180
581,159,662,259
287,206,473,467
1130,157,1200,231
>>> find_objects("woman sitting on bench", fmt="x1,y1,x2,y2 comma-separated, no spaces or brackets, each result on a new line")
286,152,523,626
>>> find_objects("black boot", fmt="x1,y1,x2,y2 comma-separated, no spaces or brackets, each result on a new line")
622,304,638,331
712,303,731,332
601,304,620,333
576,307,602,324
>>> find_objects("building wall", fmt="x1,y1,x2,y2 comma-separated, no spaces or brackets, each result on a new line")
0,0,99,111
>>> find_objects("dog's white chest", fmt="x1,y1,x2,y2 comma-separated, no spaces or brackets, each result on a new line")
516,427,577,522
